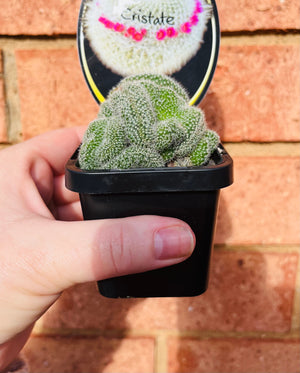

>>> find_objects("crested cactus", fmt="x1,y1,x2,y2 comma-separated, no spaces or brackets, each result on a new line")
79,74,219,170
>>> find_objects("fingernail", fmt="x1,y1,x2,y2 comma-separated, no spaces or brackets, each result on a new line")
154,226,195,260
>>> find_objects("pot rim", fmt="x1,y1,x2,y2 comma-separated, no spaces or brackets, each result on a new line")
65,144,233,194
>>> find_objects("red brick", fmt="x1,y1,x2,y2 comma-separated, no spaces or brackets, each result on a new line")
168,338,300,373
15,46,300,142
216,157,300,245
23,336,154,373
218,0,300,31
38,283,178,331
0,0,81,36
38,251,298,333
0,51,7,142
173,251,299,333
201,45,300,142
15,49,98,139
0,1,299,35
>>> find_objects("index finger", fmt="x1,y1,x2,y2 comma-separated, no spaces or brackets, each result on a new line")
28,126,87,175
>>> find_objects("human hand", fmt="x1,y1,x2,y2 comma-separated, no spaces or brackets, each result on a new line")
0,127,195,371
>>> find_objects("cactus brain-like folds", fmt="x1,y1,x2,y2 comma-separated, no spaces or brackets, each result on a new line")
79,74,219,170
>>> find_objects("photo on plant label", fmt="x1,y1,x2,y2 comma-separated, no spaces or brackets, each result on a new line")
78,0,219,105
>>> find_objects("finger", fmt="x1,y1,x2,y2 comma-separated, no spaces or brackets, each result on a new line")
55,201,83,221
26,216,195,294
26,126,87,175
53,174,79,206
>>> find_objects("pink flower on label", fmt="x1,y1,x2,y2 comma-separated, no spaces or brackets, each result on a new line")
114,23,125,32
133,32,143,41
127,27,136,35
98,0,203,42
105,20,114,29
166,27,177,38
181,22,192,33
98,16,106,24
190,15,199,25
156,29,167,40
195,1,203,13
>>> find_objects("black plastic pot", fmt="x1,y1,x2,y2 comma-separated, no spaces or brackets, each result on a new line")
65,145,233,298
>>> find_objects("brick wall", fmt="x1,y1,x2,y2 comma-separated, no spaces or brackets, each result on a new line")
0,1,299,372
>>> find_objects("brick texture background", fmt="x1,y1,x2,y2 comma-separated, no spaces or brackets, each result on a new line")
0,1,299,372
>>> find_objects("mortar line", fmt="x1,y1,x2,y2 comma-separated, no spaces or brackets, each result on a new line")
0,32,299,49
221,31,300,44
31,327,300,340
0,49,8,142
154,333,168,373
0,36,76,49
291,252,300,333
169,330,300,340
223,142,300,157
214,244,300,254
1,48,22,143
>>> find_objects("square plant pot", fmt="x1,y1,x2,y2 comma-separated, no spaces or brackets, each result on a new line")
65,145,233,298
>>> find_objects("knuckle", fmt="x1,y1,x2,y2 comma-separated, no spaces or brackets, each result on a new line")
106,223,133,275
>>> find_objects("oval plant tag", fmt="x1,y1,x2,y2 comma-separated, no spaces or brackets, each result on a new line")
78,0,220,105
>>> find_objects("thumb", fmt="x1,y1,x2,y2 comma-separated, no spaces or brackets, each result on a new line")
36,215,195,293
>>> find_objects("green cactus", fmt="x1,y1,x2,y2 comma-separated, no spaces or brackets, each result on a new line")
78,74,219,170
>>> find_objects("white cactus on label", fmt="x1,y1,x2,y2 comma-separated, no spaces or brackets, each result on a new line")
82,0,212,76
